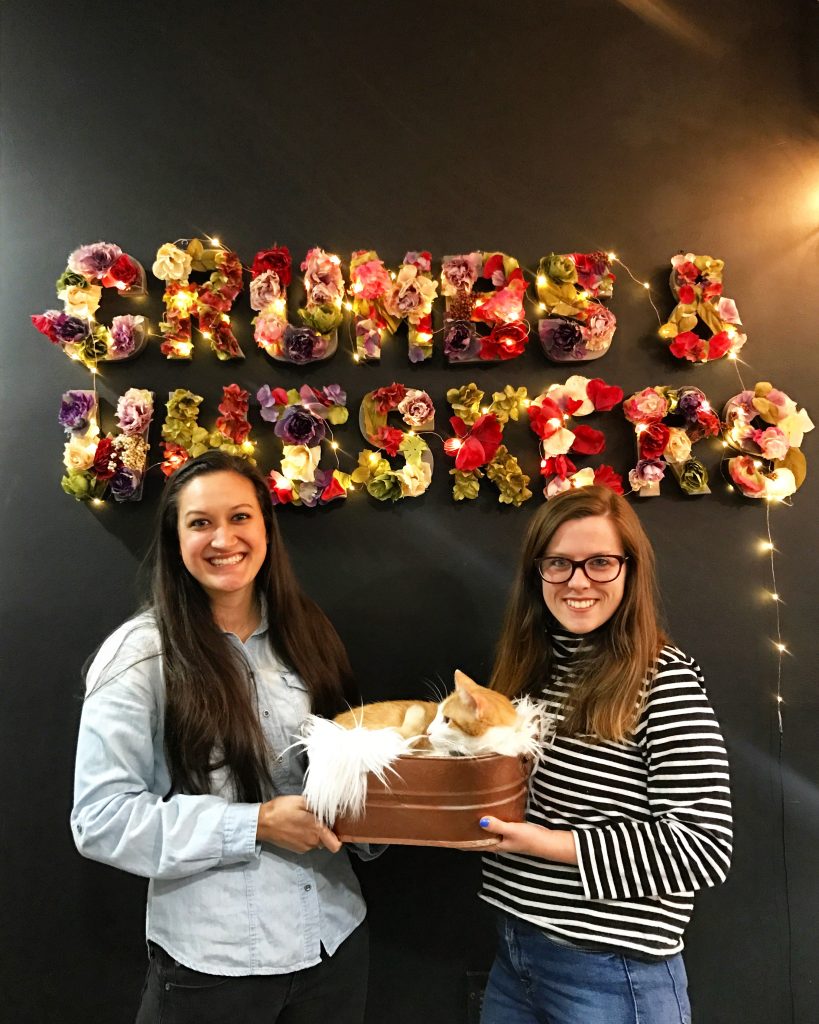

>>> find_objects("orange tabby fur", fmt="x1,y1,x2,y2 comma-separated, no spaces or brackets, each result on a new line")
333,670,518,745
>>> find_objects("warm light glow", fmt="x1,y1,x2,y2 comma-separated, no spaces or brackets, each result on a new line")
722,441,729,448
210,237,221,247
522,399,531,407
177,342,193,356
114,281,126,290
344,302,353,311
408,430,415,437
92,499,104,507
642,282,650,289
760,540,774,551
537,275,547,287
201,331,212,340
69,353,80,361
607,252,617,261
330,441,339,450
416,332,432,342
770,592,780,601
538,303,547,312
329,255,341,265
352,281,363,294
481,407,489,414
241,441,254,453
369,452,380,464
775,642,787,653
776,695,784,704
451,440,463,451
728,352,738,360
636,423,649,434
548,417,562,428
353,353,360,363
90,367,98,375
701,401,711,411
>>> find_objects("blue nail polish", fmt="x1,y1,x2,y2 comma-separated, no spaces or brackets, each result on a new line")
479,817,490,828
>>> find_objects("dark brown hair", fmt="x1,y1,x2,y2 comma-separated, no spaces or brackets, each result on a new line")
149,450,355,801
490,486,666,741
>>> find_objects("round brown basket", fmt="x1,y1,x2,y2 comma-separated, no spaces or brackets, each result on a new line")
334,752,531,848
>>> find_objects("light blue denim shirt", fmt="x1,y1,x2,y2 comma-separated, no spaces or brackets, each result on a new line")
71,609,370,976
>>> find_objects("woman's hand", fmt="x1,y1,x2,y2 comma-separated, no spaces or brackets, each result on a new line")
479,816,578,863
256,796,341,854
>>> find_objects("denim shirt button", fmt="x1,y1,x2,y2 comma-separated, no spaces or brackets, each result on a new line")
304,884,312,892
76,825,83,835
262,710,270,718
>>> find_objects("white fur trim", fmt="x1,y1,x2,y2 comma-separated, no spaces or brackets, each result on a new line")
297,716,414,825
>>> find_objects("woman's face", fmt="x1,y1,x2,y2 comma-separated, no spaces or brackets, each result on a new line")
540,514,627,634
176,471,268,606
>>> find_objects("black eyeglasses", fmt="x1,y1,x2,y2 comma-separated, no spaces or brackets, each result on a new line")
536,554,629,584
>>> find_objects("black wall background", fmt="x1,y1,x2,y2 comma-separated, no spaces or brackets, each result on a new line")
2,2,818,1021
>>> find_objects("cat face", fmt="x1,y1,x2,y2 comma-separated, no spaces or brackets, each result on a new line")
427,670,519,755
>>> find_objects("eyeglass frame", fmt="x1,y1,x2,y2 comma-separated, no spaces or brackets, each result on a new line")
535,554,630,584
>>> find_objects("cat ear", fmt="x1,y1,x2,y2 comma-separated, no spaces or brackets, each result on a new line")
454,670,486,718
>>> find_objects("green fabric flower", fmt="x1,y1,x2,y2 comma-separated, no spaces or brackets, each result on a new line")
367,472,403,502
56,270,88,292
447,383,484,426
451,468,481,501
61,470,105,502
676,458,709,494
326,406,349,426
299,304,343,334
486,446,532,506
490,386,528,425
399,434,427,465
76,331,108,365
540,254,578,285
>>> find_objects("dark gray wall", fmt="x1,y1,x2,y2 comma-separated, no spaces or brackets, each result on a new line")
2,2,817,1021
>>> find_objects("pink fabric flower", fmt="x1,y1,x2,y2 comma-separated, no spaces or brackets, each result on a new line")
752,427,790,461
623,388,669,424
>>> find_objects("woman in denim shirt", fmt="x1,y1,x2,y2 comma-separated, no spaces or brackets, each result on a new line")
72,451,374,1024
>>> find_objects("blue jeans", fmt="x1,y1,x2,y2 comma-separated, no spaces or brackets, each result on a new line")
481,912,691,1024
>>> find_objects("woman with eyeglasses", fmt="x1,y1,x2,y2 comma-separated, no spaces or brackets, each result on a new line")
478,485,732,1024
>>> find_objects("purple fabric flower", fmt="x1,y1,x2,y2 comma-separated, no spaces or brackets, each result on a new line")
321,384,346,407
275,406,327,446
539,318,586,360
116,388,153,435
67,242,123,279
110,467,140,501
408,344,426,363
629,459,666,488
283,326,327,364
297,480,322,508
404,251,431,272
257,385,286,423
443,320,479,361
677,388,704,421
59,391,96,432
109,315,145,357
54,313,91,344
442,254,480,291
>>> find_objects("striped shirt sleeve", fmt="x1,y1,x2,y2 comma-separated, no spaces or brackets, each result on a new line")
573,649,732,901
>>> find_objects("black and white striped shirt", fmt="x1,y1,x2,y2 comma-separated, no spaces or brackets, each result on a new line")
480,635,732,959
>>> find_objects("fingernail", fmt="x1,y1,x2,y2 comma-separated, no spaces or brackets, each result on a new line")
479,817,490,828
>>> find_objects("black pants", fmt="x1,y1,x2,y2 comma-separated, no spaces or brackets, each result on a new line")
135,922,369,1024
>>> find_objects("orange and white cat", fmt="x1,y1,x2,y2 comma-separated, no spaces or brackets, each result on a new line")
300,670,542,824
333,670,520,755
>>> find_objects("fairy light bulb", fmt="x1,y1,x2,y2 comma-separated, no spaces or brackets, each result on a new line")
607,252,617,261
536,275,547,287
330,441,339,450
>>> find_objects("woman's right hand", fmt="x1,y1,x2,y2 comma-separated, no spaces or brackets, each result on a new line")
256,796,341,854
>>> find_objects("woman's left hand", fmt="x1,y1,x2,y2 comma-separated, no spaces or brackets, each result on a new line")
478,816,578,863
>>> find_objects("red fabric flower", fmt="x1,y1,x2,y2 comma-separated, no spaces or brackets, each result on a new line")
252,246,292,286
372,383,408,414
677,284,695,304
320,474,347,503
570,425,606,455
161,443,190,478
675,261,699,284
479,320,529,361
542,455,576,479
586,379,623,412
706,330,732,361
702,281,723,300
527,398,565,440
482,252,505,283
270,387,289,406
445,414,502,471
371,426,404,457
669,331,708,362
695,408,721,438
593,465,625,494
103,254,140,289
92,437,122,481
31,313,59,343
638,423,670,460
267,470,294,505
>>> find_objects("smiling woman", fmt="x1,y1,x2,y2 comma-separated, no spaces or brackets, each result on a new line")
477,486,732,1024
70,451,376,1024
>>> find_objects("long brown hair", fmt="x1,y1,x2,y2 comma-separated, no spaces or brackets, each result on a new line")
490,486,666,741
149,450,355,801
